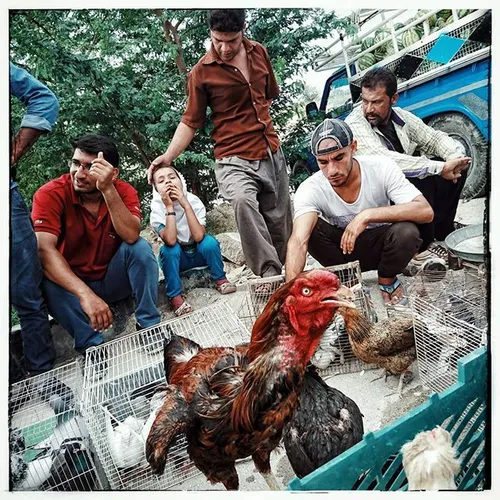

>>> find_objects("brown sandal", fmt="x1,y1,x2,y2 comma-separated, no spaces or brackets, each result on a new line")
173,300,193,317
216,281,237,294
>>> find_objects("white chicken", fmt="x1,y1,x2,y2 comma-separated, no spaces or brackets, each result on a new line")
104,405,145,469
401,426,461,490
311,314,346,369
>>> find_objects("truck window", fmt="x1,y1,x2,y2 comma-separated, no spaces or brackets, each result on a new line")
325,77,353,119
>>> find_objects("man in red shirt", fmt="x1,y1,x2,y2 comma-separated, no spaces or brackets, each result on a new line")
32,135,160,355
148,9,292,278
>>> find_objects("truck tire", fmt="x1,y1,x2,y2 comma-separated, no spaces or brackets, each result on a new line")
427,113,489,200
290,159,311,191
291,159,309,178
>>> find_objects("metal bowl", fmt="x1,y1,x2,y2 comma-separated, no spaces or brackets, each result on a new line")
445,224,486,263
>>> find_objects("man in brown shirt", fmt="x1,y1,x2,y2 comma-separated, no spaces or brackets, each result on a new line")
149,9,292,278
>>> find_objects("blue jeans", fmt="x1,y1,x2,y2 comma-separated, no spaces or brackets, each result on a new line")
10,185,55,374
158,235,226,298
43,238,161,352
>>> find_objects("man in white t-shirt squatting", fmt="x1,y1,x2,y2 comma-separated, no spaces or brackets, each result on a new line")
285,118,434,305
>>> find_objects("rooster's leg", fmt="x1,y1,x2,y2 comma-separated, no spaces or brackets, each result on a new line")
252,451,281,491
385,370,414,399
396,373,405,398
261,471,281,491
370,368,388,383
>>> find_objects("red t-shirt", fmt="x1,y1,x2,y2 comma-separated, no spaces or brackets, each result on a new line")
32,173,142,281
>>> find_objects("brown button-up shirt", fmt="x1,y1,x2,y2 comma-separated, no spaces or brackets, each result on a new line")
181,38,280,160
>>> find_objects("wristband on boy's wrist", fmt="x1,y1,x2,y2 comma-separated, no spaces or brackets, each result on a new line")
166,212,176,216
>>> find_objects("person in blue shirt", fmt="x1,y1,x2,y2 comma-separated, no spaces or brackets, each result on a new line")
10,62,60,376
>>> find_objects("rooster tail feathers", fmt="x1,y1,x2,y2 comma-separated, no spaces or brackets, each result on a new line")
163,335,202,382
145,385,189,476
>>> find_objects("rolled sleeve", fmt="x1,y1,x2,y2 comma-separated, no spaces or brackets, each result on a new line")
427,160,445,176
181,71,207,129
21,114,54,132
10,62,59,132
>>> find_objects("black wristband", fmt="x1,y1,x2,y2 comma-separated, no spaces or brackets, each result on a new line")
166,212,176,216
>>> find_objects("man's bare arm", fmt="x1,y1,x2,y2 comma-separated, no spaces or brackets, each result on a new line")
11,128,44,165
37,232,113,331
285,212,319,282
340,195,433,255
147,122,197,183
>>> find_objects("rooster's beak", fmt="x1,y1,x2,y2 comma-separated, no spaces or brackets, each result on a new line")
334,284,357,308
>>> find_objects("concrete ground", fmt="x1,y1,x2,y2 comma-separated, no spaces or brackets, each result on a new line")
11,196,486,491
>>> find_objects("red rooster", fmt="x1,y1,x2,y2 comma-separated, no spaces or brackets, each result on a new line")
145,270,355,490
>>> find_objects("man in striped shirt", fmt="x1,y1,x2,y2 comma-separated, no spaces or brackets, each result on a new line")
345,67,470,271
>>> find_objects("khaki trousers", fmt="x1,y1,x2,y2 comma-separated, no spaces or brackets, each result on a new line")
215,147,292,277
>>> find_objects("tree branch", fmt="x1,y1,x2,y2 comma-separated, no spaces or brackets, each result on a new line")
21,12,60,43
153,10,188,76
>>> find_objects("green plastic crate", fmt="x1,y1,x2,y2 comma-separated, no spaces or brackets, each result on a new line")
288,346,488,491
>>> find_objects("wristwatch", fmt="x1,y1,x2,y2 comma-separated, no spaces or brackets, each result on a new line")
166,212,176,216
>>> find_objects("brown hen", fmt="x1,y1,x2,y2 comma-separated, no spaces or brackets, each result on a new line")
338,307,416,396
145,270,355,490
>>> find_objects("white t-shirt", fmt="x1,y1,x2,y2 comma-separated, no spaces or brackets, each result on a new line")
293,155,422,229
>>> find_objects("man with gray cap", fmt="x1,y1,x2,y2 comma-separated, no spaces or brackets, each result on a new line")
285,118,434,305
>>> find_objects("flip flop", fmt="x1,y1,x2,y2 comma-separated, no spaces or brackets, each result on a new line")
379,278,408,306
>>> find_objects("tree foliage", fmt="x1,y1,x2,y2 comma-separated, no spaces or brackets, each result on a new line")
10,9,353,223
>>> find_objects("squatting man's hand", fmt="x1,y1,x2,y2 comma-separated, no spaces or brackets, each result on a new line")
441,157,471,183
340,212,369,255
80,289,113,332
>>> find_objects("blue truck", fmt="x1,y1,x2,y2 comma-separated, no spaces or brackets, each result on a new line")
299,9,491,200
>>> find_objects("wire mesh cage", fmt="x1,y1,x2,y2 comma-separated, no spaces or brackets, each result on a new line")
237,274,286,331
316,262,378,376
9,360,104,491
406,268,488,393
80,301,251,491
237,261,378,376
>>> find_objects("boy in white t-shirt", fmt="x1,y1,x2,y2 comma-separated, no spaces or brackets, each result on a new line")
150,166,236,316
285,119,434,305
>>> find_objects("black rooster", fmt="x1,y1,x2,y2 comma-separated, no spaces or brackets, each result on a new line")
283,365,364,478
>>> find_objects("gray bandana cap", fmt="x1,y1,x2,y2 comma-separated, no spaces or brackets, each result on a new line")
311,118,354,157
